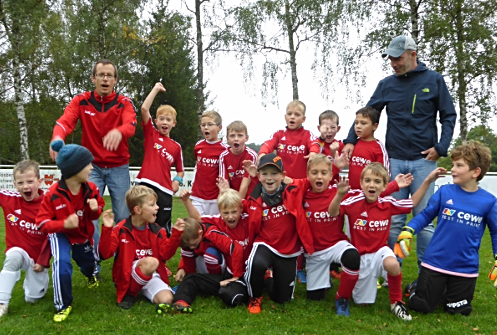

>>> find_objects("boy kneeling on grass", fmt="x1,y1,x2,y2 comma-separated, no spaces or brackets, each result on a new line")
395,141,497,315
99,185,184,311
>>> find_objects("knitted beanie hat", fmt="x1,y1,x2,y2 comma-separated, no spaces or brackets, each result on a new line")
51,140,94,179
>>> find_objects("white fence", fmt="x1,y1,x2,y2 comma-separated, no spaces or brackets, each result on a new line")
1,166,497,197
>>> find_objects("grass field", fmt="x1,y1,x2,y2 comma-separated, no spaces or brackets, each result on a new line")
1,196,496,334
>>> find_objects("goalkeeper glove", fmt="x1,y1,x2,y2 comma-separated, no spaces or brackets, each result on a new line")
488,254,497,288
393,226,415,259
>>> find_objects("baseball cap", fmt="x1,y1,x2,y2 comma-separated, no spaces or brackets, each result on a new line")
258,153,284,173
382,35,417,58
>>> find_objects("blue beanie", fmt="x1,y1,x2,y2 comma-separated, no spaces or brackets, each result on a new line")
51,140,94,179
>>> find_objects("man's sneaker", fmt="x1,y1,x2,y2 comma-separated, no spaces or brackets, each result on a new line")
248,297,262,314
330,270,341,280
86,275,99,289
156,303,175,315
335,298,350,316
53,306,72,322
404,279,417,297
296,270,307,284
172,300,193,314
117,295,135,309
0,304,8,318
391,301,412,321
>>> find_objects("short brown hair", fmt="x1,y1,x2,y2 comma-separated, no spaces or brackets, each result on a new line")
125,185,158,215
319,110,339,125
217,189,243,210
356,106,380,125
226,120,248,135
286,100,306,115
156,105,177,121
92,59,118,78
13,160,40,179
180,218,202,248
307,154,332,172
361,162,389,185
201,111,222,125
450,141,491,182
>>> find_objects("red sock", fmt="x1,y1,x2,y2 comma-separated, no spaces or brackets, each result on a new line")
297,254,304,271
387,272,403,304
336,266,359,300
128,266,152,297
204,252,223,275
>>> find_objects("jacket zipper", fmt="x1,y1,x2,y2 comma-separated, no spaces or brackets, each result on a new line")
412,94,417,113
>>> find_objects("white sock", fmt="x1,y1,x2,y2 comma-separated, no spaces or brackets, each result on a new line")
0,270,19,304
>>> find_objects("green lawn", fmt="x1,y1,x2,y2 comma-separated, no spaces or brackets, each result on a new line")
0,196,496,334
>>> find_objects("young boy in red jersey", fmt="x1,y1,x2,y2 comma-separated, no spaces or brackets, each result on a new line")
219,121,258,199
36,141,105,322
348,107,390,190
99,185,183,311
329,162,445,320
168,216,244,313
0,160,50,318
317,110,345,184
190,111,229,216
135,82,184,236
242,153,314,314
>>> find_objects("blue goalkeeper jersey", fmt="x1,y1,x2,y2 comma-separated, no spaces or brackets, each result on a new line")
408,184,497,277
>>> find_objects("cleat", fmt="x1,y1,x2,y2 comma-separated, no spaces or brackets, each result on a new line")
86,275,99,289
172,300,193,314
391,301,412,321
156,303,175,315
117,295,135,309
404,279,417,297
335,297,350,316
0,304,8,318
53,306,72,322
248,297,262,314
95,273,102,282
330,270,341,280
296,270,307,284
377,279,382,289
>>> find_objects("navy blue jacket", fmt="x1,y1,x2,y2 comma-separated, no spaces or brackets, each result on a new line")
345,62,457,160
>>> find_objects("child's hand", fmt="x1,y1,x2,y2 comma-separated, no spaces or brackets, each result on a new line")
175,269,186,282
33,263,45,272
102,209,115,228
153,82,166,93
283,176,293,184
426,167,447,183
173,218,185,232
179,189,191,202
219,277,239,287
64,213,79,229
330,142,339,157
334,152,349,170
336,176,350,195
217,176,230,192
395,173,413,189
304,152,317,159
87,198,98,212
242,160,257,178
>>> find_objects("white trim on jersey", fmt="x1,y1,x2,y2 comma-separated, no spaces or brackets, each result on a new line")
0,189,21,198
49,233,64,311
376,139,390,175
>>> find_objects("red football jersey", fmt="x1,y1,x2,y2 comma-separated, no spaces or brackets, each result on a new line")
259,127,319,179
136,118,184,195
348,139,390,190
254,201,301,257
340,193,412,255
219,147,257,191
303,184,349,252
133,226,153,261
0,189,47,262
317,137,344,183
191,139,229,200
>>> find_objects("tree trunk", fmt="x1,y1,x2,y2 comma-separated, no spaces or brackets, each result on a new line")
409,0,420,43
195,0,205,140
13,47,30,160
454,1,467,142
284,0,298,100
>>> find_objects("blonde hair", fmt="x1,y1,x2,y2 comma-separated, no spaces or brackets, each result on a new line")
451,141,491,182
201,110,222,125
13,160,40,179
217,189,243,210
180,218,202,248
361,162,389,185
307,154,332,172
286,100,306,115
226,120,248,136
125,185,158,214
156,105,177,121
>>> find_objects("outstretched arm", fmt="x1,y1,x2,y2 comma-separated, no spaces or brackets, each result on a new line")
141,82,166,125
411,167,447,207
328,177,350,216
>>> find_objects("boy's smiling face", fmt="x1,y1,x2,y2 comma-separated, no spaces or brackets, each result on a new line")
135,195,159,224
451,158,480,188
14,169,41,202
258,165,284,194
307,161,332,193
360,170,387,203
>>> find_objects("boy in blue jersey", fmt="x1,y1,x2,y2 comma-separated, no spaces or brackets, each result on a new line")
395,141,497,315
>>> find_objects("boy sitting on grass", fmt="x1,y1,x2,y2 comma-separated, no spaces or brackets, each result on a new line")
395,141,497,315
100,185,184,311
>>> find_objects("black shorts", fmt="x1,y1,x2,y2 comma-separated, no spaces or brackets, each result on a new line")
409,265,476,315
